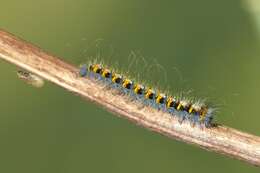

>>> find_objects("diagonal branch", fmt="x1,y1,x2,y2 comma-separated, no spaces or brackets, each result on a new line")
0,29,259,166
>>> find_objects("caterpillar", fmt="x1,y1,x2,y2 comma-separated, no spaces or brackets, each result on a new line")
79,63,214,127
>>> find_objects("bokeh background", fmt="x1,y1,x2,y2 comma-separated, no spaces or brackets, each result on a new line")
1,0,260,172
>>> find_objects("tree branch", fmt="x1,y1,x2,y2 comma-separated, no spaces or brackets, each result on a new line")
0,29,259,166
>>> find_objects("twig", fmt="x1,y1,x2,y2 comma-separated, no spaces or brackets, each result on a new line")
0,29,260,166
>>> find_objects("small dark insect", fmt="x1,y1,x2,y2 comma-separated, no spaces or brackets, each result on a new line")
17,70,44,88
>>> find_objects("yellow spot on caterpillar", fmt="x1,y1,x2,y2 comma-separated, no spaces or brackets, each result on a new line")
177,103,182,110
101,68,111,78
145,88,155,99
122,79,133,89
156,93,166,104
166,97,176,108
199,107,208,120
188,107,193,113
133,84,145,95
92,64,103,74
112,73,122,84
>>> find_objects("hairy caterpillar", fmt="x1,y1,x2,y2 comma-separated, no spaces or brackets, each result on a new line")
79,63,214,127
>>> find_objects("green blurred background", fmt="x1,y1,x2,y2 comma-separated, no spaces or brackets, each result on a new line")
0,0,260,172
